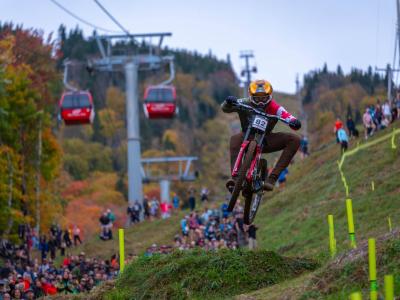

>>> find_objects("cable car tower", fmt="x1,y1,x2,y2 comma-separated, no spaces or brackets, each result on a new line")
90,32,173,215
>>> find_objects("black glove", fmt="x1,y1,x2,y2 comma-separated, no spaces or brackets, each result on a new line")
225,96,237,106
289,119,301,130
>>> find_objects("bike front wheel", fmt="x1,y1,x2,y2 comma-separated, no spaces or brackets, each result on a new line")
228,140,257,212
244,158,267,225
244,192,262,225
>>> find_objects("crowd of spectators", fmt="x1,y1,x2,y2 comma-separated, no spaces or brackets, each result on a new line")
362,96,400,140
143,199,258,256
0,250,119,299
0,223,120,299
12,224,83,263
173,200,257,251
333,94,400,153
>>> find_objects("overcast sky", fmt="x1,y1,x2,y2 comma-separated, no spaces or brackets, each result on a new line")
1,0,397,93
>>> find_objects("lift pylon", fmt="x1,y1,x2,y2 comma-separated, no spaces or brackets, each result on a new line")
91,32,173,219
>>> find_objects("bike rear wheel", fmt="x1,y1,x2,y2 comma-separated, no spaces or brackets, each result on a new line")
244,158,267,225
228,140,257,212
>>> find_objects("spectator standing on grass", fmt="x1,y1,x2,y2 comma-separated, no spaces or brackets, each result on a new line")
60,239,66,256
143,195,150,219
127,203,134,226
188,186,196,211
39,236,48,261
63,230,72,248
149,197,159,220
72,225,82,246
346,115,358,138
363,108,375,139
172,193,180,210
160,201,172,219
299,135,309,159
337,126,349,153
134,200,142,222
369,105,376,127
48,237,57,260
334,118,343,143
99,212,112,240
247,224,258,250
200,187,209,203
392,102,398,121
127,201,141,225
375,101,383,127
382,100,392,123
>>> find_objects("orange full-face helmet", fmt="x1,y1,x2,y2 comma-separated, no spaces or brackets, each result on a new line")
248,80,273,107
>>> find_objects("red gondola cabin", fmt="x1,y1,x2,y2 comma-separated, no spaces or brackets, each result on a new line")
143,85,177,119
59,91,95,125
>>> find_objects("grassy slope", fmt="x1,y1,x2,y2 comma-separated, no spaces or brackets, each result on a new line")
255,123,399,257
241,122,400,298
103,250,319,300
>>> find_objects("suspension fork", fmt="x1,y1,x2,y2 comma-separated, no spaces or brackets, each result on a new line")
232,140,250,177
246,132,266,182
231,128,252,177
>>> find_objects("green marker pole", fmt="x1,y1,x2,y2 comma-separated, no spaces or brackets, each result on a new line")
119,228,125,272
349,291,362,300
392,128,397,149
384,275,394,300
371,181,375,191
369,238,378,300
388,216,393,233
328,215,336,257
346,199,357,248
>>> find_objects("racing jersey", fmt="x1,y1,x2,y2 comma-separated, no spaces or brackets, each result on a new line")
221,97,297,133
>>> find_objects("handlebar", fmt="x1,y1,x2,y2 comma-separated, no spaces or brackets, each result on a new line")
232,101,289,124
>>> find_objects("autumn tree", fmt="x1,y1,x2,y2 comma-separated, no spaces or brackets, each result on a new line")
0,26,62,237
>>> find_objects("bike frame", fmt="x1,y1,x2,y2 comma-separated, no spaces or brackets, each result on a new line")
231,122,267,185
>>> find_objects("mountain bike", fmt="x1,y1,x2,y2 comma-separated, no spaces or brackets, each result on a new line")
227,101,288,225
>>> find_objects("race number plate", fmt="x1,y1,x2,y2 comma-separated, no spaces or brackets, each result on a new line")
252,116,268,131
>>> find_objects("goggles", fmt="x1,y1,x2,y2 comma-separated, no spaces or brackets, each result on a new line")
251,94,272,104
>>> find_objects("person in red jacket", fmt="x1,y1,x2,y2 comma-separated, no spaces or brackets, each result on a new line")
334,118,343,143
41,277,57,295
222,80,301,191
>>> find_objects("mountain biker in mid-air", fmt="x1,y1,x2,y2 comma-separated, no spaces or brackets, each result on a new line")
222,79,301,192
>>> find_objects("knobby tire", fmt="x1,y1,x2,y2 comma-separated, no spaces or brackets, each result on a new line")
244,159,267,225
228,140,257,212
